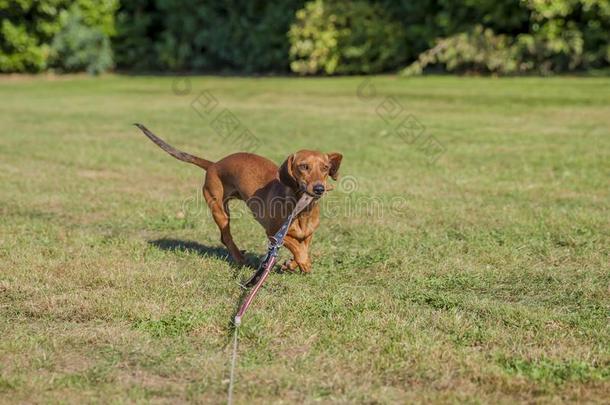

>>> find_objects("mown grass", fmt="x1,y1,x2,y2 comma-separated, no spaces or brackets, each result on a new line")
0,74,608,403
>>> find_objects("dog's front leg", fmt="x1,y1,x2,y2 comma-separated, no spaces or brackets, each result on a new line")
282,235,312,273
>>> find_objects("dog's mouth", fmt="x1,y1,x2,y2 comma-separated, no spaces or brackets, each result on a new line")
302,189,321,199
299,184,324,199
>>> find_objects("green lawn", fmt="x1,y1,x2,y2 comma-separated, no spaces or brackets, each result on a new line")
0,74,609,403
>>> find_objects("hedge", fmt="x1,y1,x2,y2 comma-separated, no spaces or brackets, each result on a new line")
112,0,304,72
0,0,117,73
1,0,608,74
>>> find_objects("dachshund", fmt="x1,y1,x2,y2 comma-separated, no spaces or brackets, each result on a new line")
135,124,342,272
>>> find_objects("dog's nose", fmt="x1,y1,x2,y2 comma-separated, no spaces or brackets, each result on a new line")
313,184,325,195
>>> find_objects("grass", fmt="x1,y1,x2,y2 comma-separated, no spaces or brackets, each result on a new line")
0,74,608,403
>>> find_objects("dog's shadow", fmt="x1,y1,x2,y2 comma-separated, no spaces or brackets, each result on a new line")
148,238,260,270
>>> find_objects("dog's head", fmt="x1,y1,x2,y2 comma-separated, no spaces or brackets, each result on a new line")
279,150,343,198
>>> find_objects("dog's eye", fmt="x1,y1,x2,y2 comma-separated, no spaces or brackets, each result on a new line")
298,164,310,171
322,165,330,172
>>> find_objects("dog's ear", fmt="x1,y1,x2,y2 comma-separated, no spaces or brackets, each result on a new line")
279,154,298,189
327,152,343,180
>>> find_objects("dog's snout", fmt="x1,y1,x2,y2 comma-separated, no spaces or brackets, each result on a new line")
313,184,325,195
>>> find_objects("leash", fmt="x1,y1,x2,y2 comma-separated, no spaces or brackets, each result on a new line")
227,326,238,405
234,193,314,326
227,193,313,403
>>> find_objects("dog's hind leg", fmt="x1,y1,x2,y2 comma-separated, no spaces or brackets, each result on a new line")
203,184,245,266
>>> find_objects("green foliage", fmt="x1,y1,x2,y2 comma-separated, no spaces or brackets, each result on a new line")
402,0,610,75
74,0,118,36
49,10,113,74
1,0,609,74
113,0,304,72
402,26,519,76
0,0,63,72
288,0,406,75
524,0,610,69
0,0,117,73
111,0,161,71
378,0,531,61
0,19,48,72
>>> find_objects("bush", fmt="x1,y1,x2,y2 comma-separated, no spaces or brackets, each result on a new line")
401,25,589,76
1,0,608,75
402,26,521,75
111,0,161,71
288,0,406,75
50,10,114,74
523,0,610,70
0,19,48,72
0,0,117,73
0,0,63,73
402,0,609,75
113,0,305,72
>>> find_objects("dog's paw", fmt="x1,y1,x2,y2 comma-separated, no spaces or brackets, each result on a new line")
298,262,312,273
281,259,299,272
232,252,247,266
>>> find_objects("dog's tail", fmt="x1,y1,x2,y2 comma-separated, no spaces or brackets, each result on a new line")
134,123,213,170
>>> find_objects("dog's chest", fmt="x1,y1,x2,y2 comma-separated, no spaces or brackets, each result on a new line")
288,210,319,241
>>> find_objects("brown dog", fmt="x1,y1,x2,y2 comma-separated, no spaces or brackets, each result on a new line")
135,124,342,272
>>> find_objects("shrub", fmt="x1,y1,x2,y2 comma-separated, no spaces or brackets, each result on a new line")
0,19,48,72
402,26,520,76
402,0,609,75
0,0,117,73
288,0,406,75
112,0,161,71
0,0,64,73
74,0,118,37
523,0,610,70
374,0,533,68
50,10,114,74
113,0,304,72
2,0,608,75
511,31,584,74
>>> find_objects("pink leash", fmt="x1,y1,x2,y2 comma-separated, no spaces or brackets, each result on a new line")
233,194,313,326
